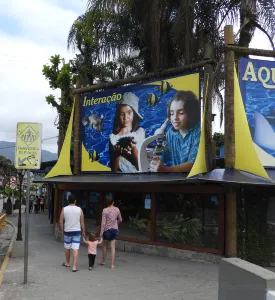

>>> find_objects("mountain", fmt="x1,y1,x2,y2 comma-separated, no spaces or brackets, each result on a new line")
0,141,58,163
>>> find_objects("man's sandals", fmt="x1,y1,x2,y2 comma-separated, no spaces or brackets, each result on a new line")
62,263,70,267
62,262,78,272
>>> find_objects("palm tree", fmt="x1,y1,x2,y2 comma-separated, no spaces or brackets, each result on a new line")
238,0,275,50
83,0,275,72
78,0,275,127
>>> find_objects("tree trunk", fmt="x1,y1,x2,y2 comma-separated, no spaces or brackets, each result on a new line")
224,25,235,168
57,115,64,157
203,43,215,171
73,78,82,175
224,25,237,258
57,90,65,157
238,0,256,50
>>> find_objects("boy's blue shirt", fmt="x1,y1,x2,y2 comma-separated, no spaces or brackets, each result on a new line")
163,122,201,166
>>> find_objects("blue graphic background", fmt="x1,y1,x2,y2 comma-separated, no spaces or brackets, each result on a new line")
239,58,275,158
81,76,194,169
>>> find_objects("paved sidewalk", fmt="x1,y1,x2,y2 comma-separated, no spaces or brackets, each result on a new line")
0,222,14,267
0,212,219,300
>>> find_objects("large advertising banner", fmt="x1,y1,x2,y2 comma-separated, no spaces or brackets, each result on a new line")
239,58,275,167
81,73,201,173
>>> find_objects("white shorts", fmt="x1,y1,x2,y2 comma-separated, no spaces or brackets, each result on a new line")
64,232,81,250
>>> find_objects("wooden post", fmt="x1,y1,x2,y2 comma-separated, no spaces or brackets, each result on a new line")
224,25,235,168
73,78,81,175
203,43,215,171
53,185,59,226
150,193,156,242
225,45,275,58
72,59,215,95
225,191,237,257
224,25,237,257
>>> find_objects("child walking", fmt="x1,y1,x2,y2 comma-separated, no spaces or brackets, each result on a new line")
83,233,103,270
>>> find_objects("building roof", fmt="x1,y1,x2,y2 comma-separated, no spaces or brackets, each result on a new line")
33,169,275,187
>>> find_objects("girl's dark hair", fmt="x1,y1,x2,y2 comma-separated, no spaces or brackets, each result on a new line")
167,91,200,129
108,198,114,206
112,104,141,134
89,232,96,242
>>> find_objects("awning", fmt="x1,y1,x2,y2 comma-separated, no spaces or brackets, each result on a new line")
33,169,275,187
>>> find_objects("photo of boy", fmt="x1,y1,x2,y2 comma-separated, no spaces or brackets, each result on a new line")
150,91,201,173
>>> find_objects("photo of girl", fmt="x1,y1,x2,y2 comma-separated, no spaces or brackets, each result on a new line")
109,92,145,172
150,90,201,173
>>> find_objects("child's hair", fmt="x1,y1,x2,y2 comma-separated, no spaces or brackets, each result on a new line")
167,91,200,129
112,104,141,134
89,232,96,242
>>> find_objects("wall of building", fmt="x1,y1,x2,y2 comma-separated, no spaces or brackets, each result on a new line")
219,258,275,300
53,223,221,263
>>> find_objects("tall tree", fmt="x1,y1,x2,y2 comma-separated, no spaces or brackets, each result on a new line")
42,55,74,155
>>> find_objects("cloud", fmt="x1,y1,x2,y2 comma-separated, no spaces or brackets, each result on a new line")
1,1,273,153
0,0,86,153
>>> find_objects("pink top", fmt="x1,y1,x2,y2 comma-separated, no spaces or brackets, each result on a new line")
100,207,122,236
85,240,100,255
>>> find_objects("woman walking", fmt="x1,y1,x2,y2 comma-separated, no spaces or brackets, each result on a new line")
99,198,122,268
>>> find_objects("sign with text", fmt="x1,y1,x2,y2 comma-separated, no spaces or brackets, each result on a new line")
15,123,42,169
239,58,275,167
81,73,201,174
9,176,17,190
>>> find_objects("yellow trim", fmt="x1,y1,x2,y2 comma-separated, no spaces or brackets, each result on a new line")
44,102,75,178
81,144,111,171
0,219,17,285
234,67,270,180
187,75,209,178
146,73,200,98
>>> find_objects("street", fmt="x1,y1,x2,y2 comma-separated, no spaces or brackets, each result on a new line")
0,211,219,300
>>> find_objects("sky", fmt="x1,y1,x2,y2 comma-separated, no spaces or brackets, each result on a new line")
0,0,87,153
0,2,273,153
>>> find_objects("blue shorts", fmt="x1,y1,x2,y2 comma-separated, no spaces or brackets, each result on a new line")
103,229,119,241
64,231,81,250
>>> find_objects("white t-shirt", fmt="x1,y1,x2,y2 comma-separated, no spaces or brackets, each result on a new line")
64,206,81,232
109,127,145,173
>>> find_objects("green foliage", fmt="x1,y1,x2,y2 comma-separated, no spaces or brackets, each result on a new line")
213,132,224,155
4,186,11,196
129,213,149,234
83,0,275,124
213,132,224,147
157,217,180,242
42,55,63,90
0,156,16,176
237,192,274,267
237,222,273,267
56,63,72,92
157,215,202,244
42,55,74,131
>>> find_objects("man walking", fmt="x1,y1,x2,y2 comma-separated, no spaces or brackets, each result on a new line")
59,194,85,272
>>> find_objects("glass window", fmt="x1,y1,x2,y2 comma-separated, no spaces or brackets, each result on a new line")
113,192,151,241
82,191,101,235
156,193,220,249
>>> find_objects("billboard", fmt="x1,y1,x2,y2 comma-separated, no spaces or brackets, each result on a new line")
239,58,275,167
81,73,201,173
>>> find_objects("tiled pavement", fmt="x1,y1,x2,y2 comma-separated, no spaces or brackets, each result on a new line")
0,222,14,267
0,212,219,300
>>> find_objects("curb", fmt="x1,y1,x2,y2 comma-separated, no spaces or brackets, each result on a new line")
0,219,17,285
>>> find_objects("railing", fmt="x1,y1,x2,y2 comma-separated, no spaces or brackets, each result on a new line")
0,214,6,231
